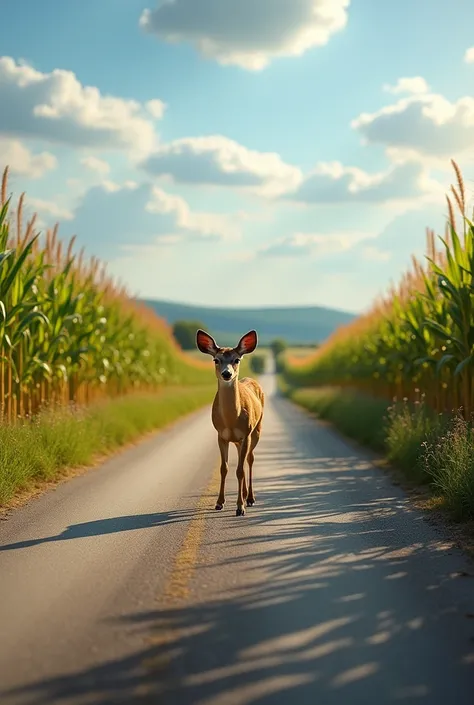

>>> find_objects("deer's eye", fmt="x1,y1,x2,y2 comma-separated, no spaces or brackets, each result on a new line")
213,359,219,364
234,359,241,365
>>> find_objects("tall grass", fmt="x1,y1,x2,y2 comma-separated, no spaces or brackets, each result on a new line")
0,166,212,422
281,161,474,419
285,384,447,488
422,415,474,520
288,386,389,450
0,385,215,505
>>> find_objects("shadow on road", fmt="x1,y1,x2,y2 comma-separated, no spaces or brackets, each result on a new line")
0,509,197,552
4,390,474,704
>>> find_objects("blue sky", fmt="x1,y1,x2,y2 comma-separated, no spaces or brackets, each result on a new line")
1,0,474,313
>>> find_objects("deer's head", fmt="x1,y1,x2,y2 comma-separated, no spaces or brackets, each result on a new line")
196,329,258,384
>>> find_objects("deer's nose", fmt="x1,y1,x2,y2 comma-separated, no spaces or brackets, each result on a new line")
222,370,232,380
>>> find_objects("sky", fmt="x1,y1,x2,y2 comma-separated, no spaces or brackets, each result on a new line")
1,0,474,314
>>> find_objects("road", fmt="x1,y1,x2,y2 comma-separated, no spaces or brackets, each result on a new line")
2,372,474,704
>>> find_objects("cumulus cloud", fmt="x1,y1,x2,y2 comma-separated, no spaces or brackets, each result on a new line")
0,56,159,155
383,77,430,95
27,197,74,222
140,0,350,70
352,86,474,160
145,184,237,238
65,181,238,258
362,245,391,262
142,135,302,196
0,137,57,178
286,160,440,204
145,99,167,119
259,230,371,258
465,47,474,64
257,231,393,270
80,156,110,175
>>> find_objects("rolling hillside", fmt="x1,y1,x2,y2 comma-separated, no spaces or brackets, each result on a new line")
141,299,356,346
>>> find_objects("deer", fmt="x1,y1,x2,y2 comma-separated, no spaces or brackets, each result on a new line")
196,329,264,516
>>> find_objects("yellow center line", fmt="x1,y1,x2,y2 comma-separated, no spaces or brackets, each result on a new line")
162,458,221,605
138,459,222,689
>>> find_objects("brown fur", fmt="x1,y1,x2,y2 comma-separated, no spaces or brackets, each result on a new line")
196,330,264,516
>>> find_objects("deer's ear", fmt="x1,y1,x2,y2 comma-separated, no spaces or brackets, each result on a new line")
196,329,218,356
236,330,257,356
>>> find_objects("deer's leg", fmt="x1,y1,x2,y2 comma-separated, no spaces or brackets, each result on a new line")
236,441,248,500
216,436,229,511
247,426,260,507
236,435,250,517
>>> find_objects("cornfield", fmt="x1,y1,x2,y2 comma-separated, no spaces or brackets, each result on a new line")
0,166,211,422
282,161,474,419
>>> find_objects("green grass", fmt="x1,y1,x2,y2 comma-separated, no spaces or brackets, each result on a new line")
384,402,444,484
0,385,214,507
288,386,389,451
422,415,474,521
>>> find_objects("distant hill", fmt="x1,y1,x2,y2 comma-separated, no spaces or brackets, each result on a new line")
140,299,356,346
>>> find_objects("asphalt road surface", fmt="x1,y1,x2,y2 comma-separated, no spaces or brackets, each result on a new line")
2,372,474,704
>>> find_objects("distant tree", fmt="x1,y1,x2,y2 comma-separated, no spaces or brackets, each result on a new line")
173,320,207,350
269,338,287,358
249,354,266,375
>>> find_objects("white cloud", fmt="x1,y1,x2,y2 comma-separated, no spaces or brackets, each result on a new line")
146,99,167,119
145,184,238,239
142,135,302,196
119,236,182,256
101,179,132,193
64,180,239,258
0,137,57,178
140,0,350,70
362,245,391,262
26,197,74,224
383,77,430,95
220,251,255,263
259,230,371,258
0,56,160,155
352,86,474,160
80,156,110,175
465,47,474,64
286,160,441,204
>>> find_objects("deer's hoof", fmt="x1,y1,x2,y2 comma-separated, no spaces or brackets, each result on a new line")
236,507,245,517
246,498,255,507
215,503,224,511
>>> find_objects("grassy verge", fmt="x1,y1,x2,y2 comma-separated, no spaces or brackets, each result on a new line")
0,385,214,507
287,386,389,451
283,383,474,524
